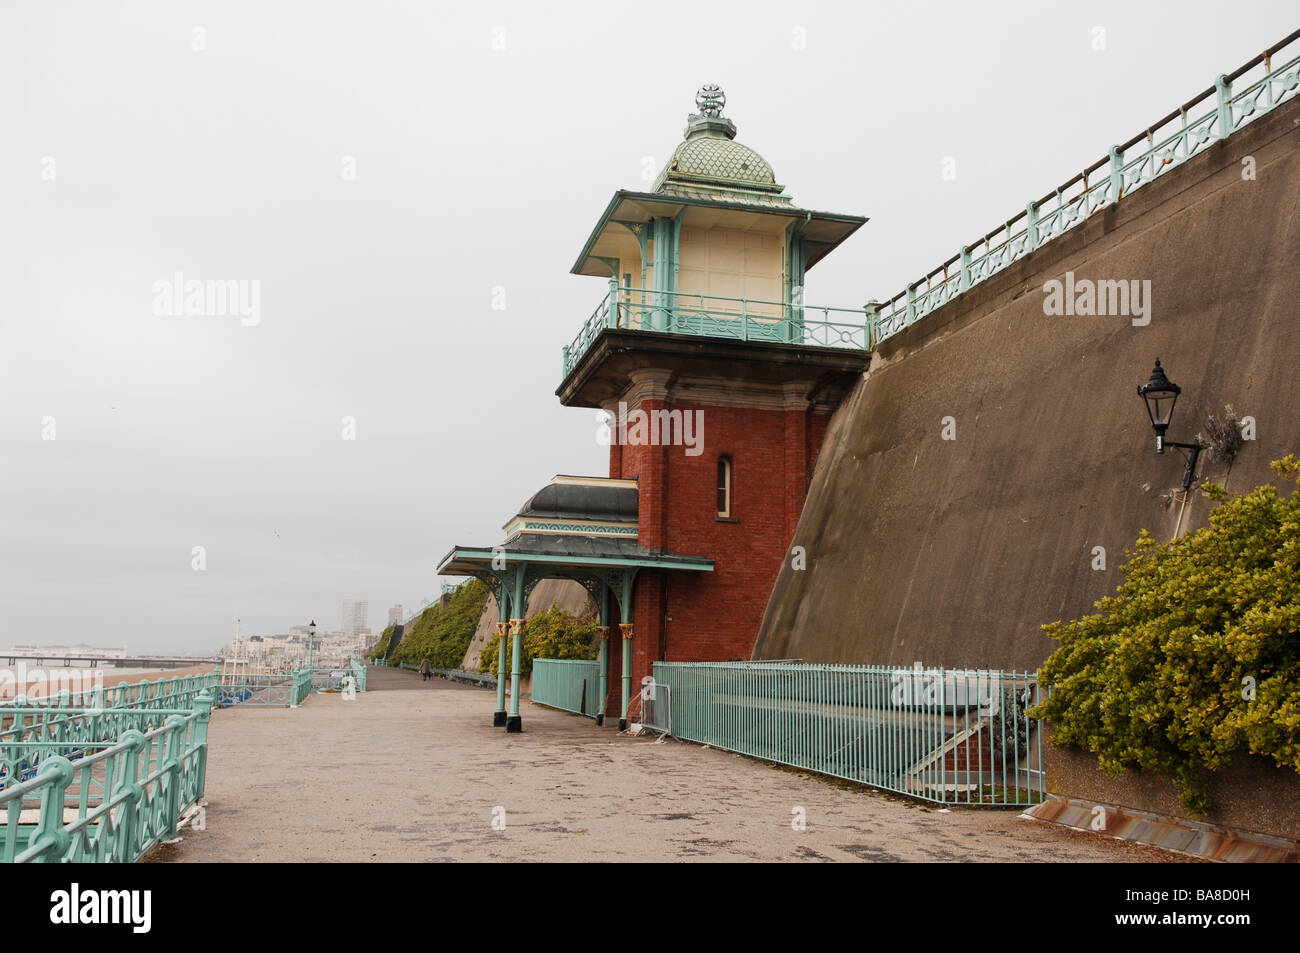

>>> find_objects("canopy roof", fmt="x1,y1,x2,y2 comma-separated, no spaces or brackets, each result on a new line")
437,475,713,580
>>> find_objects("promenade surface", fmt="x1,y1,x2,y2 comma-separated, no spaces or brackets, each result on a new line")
155,667,1186,862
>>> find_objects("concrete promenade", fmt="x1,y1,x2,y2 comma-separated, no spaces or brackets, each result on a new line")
155,667,1186,862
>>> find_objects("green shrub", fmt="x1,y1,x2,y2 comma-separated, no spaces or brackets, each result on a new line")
389,581,490,669
478,603,598,679
369,625,396,660
1031,455,1300,814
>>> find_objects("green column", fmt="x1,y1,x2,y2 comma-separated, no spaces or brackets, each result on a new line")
651,217,674,331
616,570,637,732
493,586,509,727
596,582,610,726
620,623,632,731
506,567,526,733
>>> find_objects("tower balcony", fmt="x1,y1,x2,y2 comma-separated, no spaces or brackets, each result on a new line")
561,284,876,383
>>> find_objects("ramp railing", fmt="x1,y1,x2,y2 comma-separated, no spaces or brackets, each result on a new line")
531,659,602,717
651,662,1044,806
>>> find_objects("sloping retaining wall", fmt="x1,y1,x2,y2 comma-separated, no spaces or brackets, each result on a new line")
755,95,1300,671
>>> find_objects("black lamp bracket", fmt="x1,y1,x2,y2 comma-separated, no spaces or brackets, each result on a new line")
1162,439,1204,490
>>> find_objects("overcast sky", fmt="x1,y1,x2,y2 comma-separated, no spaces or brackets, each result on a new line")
3,1,1295,653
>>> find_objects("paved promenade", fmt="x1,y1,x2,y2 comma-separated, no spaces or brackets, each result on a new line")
155,667,1185,862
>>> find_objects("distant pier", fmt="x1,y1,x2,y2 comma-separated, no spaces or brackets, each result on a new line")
1,653,219,670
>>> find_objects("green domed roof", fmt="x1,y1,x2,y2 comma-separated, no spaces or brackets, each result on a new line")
651,86,792,207
658,136,775,187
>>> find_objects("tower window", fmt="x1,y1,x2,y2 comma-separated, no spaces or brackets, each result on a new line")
716,456,732,518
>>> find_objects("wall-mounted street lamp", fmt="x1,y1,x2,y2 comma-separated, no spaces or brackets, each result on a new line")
1137,358,1203,490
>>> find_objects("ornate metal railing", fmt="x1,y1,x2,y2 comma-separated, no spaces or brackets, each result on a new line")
1,671,220,713
0,691,213,862
531,659,601,717
651,662,1044,806
874,29,1300,338
1,706,191,788
562,284,874,380
217,669,312,708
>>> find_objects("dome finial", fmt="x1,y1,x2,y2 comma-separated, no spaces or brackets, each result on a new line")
695,84,726,118
685,84,736,141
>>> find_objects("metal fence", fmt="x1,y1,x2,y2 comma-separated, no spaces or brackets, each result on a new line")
563,285,871,379
396,662,498,689
874,30,1300,339
651,662,1044,806
0,691,213,862
639,680,671,736
531,659,601,717
217,669,311,708
2,671,220,713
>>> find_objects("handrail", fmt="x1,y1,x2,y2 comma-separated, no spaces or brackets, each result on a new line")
562,284,874,379
875,30,1300,338
651,662,1043,806
2,671,220,713
0,690,213,862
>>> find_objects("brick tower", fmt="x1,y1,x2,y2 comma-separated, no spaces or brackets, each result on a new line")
556,85,870,718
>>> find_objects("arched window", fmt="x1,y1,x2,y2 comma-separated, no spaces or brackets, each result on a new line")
716,456,732,518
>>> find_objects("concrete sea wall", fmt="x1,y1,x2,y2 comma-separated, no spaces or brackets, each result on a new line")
755,95,1300,672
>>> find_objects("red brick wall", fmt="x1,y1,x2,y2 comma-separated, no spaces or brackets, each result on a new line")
610,399,833,703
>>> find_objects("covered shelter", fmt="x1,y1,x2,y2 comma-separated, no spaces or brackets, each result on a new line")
436,475,712,732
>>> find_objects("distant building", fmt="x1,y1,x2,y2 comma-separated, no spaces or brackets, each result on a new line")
340,600,368,639
387,605,403,628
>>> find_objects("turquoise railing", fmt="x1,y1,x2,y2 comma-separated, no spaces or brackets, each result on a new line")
1,705,195,787
217,669,312,708
874,29,1300,338
531,659,601,717
561,30,1300,377
0,691,212,862
349,659,367,692
562,284,872,379
650,662,1044,806
2,671,220,713
396,662,497,688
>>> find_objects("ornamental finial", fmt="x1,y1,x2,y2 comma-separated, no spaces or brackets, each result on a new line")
695,85,726,118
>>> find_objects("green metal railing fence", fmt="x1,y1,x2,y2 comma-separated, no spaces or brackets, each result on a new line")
3,671,220,713
563,285,871,379
0,660,330,863
396,661,497,688
217,669,312,707
531,659,601,717
876,29,1300,339
0,691,212,862
650,662,1045,806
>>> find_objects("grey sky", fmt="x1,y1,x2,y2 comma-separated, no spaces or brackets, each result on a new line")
3,2,1295,653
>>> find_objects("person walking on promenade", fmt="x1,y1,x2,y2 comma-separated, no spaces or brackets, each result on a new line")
419,657,432,681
